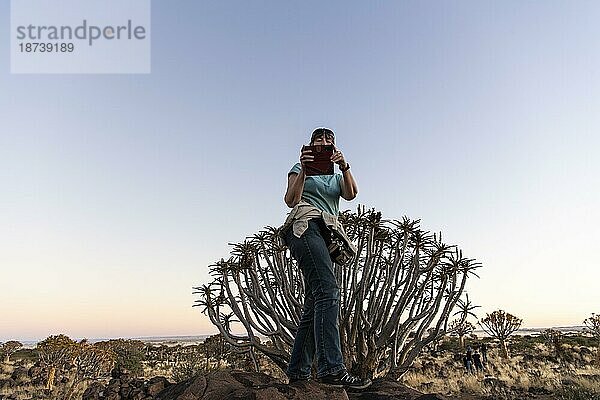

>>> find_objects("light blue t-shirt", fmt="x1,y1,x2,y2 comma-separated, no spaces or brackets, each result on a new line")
289,162,342,215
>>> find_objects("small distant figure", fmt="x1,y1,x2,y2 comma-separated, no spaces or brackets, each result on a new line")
473,351,483,373
479,342,488,364
463,346,474,374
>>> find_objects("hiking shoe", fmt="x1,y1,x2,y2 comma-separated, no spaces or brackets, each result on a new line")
318,370,372,390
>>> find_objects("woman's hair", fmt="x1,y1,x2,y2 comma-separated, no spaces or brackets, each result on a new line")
310,127,335,144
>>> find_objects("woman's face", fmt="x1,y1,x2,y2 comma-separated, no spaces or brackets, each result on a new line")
311,133,335,146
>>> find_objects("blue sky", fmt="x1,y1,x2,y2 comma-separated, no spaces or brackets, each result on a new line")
1,1,599,341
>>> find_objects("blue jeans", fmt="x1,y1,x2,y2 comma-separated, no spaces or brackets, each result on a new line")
283,218,346,379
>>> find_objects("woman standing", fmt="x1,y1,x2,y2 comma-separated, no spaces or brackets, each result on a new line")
281,127,371,389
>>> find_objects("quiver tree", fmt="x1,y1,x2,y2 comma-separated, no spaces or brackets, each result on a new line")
448,320,476,349
583,313,600,365
37,335,115,398
0,340,22,363
63,340,115,400
194,206,481,379
541,329,564,359
36,334,77,390
479,310,522,359
203,334,228,371
448,293,480,348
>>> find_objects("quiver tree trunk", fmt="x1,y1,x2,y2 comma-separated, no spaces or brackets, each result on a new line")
194,206,481,379
500,340,509,359
45,366,56,390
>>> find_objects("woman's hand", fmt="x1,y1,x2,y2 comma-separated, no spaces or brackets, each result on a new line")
331,144,348,170
300,146,314,169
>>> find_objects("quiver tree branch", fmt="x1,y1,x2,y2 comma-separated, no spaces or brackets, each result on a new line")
194,205,481,379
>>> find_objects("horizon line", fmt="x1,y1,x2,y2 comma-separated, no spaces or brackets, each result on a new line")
4,324,589,344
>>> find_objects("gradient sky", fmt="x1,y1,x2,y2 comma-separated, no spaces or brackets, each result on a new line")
1,1,599,342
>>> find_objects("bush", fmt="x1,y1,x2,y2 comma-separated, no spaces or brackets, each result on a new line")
171,352,204,382
95,339,145,377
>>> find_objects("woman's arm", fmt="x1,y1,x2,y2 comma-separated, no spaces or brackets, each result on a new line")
284,170,306,208
284,147,313,208
331,145,358,201
340,168,358,201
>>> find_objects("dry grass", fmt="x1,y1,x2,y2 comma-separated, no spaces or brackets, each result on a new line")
401,344,600,398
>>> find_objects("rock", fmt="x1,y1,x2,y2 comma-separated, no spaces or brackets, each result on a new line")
27,364,43,379
84,369,433,400
0,379,16,391
131,378,146,389
528,386,552,395
156,370,348,400
145,376,172,396
107,378,121,390
156,374,207,400
561,377,578,387
111,367,134,382
10,366,29,384
28,364,47,385
415,395,452,400
346,378,422,400
129,388,146,400
82,382,105,400
120,384,134,399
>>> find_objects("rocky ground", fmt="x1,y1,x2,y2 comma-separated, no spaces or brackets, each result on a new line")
72,367,597,400
1,335,599,400
83,369,430,400
76,367,600,400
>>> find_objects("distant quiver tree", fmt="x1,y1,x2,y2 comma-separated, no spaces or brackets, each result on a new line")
583,313,600,365
448,293,480,348
1,340,22,363
479,310,522,358
448,320,476,349
541,328,564,359
194,206,481,379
